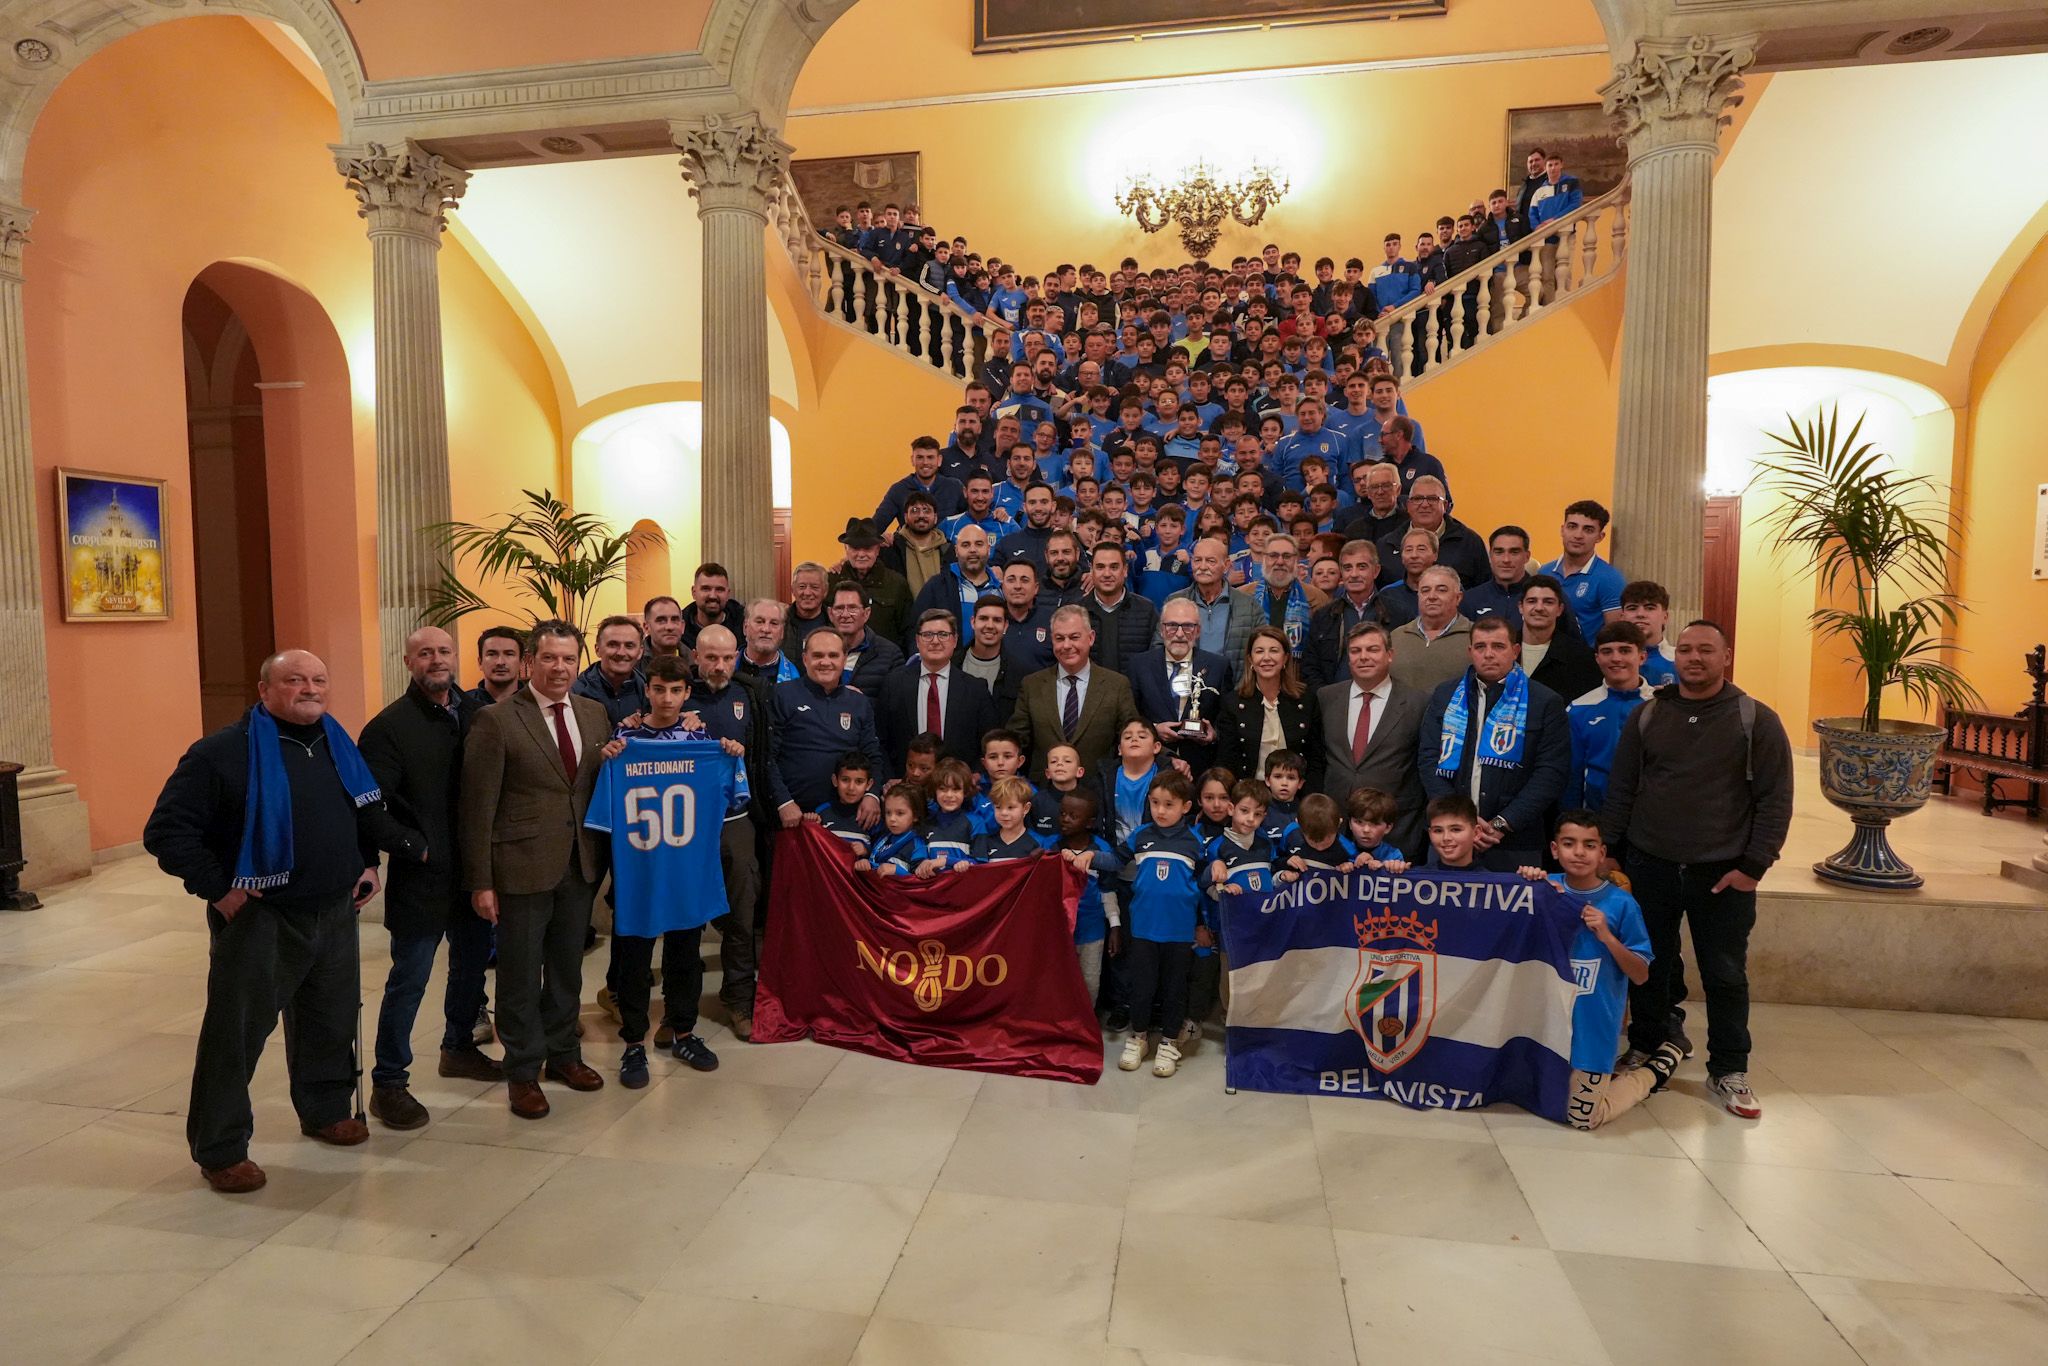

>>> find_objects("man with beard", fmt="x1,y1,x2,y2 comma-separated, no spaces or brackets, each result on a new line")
358,627,502,1131
642,596,691,665
880,492,952,600
1037,528,1088,609
680,566,745,651
912,522,998,634
736,598,799,687
466,625,526,707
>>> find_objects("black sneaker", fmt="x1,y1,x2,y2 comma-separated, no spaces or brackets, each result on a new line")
1643,1042,1685,1093
619,1044,650,1089
1105,1006,1131,1033
1670,1024,1695,1060
670,1033,720,1072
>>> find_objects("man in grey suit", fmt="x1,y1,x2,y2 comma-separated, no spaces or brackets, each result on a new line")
1315,621,1428,857
459,620,612,1121
1163,537,1260,683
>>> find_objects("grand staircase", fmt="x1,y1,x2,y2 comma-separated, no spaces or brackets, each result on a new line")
764,177,1631,390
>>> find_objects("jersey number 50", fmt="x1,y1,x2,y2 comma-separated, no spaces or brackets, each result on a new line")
624,785,696,851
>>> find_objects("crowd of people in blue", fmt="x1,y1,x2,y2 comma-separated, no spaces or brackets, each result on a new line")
145,152,1795,1194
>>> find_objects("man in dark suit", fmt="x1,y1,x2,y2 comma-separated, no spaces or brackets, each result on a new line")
1130,597,1230,776
356,627,502,1133
459,620,613,1120
880,608,1000,772
1418,618,1571,871
1314,620,1428,857
1009,603,1143,779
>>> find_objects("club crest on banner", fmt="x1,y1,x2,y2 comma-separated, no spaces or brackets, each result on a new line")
1344,909,1440,1071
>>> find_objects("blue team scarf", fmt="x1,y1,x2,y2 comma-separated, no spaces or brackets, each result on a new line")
1252,577,1314,652
233,705,382,891
1435,667,1530,778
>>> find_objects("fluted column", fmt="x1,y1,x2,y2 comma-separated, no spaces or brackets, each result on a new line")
1599,34,1756,623
1,201,90,890
675,114,789,603
333,142,470,701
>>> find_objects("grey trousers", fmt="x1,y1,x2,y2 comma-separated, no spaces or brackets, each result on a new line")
495,868,597,1082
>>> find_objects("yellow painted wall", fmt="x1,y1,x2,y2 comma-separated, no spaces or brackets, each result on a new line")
793,0,1606,107
25,17,560,848
1959,232,2048,714
786,52,1614,273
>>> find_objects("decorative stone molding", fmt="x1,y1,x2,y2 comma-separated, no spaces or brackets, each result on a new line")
333,142,470,239
1599,33,1758,156
674,114,790,218
0,202,30,282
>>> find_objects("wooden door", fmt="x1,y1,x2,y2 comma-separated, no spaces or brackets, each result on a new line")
1702,495,1741,667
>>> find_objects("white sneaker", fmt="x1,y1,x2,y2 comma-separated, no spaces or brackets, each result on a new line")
1152,1040,1182,1078
1118,1034,1148,1072
1711,1072,1762,1119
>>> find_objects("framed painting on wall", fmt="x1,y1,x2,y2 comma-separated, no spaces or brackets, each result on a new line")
789,153,923,234
1505,104,1627,199
56,469,170,622
974,1,1446,51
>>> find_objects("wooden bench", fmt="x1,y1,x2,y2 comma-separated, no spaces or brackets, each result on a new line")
1933,644,2047,817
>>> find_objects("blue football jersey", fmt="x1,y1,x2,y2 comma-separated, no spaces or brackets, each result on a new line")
584,737,742,938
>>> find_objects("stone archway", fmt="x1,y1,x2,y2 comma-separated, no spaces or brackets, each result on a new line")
0,0,365,201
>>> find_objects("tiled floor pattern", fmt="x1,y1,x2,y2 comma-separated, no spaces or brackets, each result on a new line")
2,847,2046,1364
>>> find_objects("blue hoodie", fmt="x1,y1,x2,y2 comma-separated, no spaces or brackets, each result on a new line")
1564,681,1656,809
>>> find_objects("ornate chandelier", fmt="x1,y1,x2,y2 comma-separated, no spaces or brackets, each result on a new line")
1114,159,1290,260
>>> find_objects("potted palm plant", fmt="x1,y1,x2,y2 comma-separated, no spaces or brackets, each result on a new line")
423,488,659,645
1754,408,1976,889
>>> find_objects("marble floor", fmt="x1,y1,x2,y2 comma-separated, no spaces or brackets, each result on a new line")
4,842,2048,1364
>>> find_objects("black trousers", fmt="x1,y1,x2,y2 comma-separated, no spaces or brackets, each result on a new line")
609,819,761,1042
188,890,358,1170
1624,852,1757,1077
495,868,597,1082
1124,937,1193,1036
1185,950,1223,1024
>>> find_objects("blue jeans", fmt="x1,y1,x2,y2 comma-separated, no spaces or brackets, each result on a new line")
372,909,493,1088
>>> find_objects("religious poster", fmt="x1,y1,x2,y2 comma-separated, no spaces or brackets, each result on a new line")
57,469,169,622
974,1,1445,52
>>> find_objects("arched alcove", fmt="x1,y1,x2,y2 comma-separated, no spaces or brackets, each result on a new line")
623,518,673,617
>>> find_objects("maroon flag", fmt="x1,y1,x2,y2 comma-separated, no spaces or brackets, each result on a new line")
754,824,1103,1084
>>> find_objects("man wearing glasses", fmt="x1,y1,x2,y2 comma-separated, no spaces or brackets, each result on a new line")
1378,476,1486,589
878,610,998,770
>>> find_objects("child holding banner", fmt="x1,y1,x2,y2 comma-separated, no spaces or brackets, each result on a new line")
810,753,876,860
1277,795,1355,880
1519,810,1683,1130
863,784,930,877
920,760,979,872
967,778,1047,864
1053,789,1121,1000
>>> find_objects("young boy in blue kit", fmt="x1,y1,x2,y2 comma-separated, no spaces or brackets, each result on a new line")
1114,769,1207,1078
860,783,929,877
1517,810,1683,1129
809,753,874,860
1277,794,1354,880
1344,788,1411,871
1260,750,1305,844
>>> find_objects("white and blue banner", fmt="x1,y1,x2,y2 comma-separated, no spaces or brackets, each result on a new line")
1222,870,1581,1121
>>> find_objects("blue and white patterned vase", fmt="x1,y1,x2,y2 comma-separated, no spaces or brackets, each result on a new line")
1812,717,1944,890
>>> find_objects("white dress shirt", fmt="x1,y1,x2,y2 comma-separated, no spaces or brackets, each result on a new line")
531,685,584,765
1346,677,1393,758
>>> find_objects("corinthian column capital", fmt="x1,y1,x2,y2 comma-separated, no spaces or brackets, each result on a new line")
0,202,32,282
1600,33,1758,158
673,114,791,218
332,141,470,240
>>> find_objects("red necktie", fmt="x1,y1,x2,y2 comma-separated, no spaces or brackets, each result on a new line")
1351,689,1374,765
925,672,943,735
550,702,577,783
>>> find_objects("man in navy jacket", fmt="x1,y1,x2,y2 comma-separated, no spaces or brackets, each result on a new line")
1418,618,1571,871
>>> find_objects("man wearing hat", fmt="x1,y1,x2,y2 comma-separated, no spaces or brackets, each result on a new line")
830,517,913,648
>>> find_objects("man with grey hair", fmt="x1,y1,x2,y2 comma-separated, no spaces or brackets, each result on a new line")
736,597,798,687
1390,565,1474,696
1010,602,1141,777
782,562,833,661
356,627,504,1132
146,649,425,1192
1379,474,1486,588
